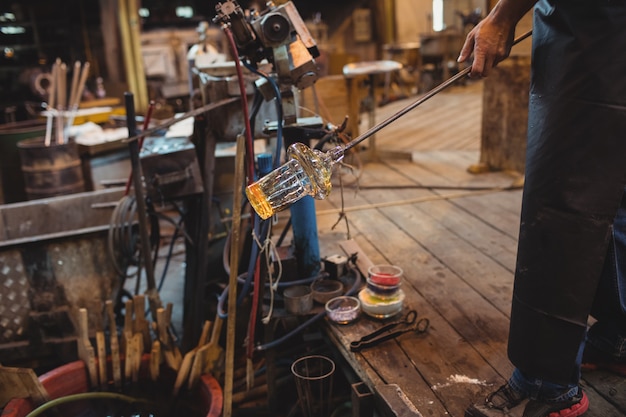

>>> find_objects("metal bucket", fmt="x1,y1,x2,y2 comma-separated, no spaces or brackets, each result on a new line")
0,119,47,203
17,137,85,200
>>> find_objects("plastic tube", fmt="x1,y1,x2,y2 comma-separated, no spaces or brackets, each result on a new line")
25,392,151,417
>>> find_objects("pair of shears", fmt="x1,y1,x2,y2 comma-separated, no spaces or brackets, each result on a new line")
349,310,430,352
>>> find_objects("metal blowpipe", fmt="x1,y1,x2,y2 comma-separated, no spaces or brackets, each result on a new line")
245,30,532,220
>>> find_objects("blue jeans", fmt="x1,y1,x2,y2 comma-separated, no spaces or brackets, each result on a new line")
509,368,580,402
509,190,626,401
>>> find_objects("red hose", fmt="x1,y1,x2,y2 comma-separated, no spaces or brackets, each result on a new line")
224,27,256,184
223,25,261,362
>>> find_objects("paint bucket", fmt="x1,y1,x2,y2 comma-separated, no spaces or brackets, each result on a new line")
17,137,85,200
0,120,47,203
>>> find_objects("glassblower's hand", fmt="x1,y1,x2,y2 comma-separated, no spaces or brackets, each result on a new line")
457,16,516,78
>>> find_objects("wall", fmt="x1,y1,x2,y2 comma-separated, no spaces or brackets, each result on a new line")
395,0,433,43
395,0,487,43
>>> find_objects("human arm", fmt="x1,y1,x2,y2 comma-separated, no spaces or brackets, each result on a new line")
457,0,537,77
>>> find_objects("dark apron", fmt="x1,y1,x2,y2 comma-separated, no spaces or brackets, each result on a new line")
507,0,626,385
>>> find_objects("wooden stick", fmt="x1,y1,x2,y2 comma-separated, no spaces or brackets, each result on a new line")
156,307,182,371
224,135,247,417
187,320,215,389
188,313,224,391
66,62,90,131
56,62,67,144
173,349,195,396
188,343,209,389
130,333,144,383
123,299,134,381
165,303,182,366
173,320,211,395
77,308,98,388
105,300,122,388
72,62,91,108
48,60,58,112
44,61,58,147
133,294,151,352
0,367,50,407
68,61,81,112
74,62,90,108
58,62,67,110
150,340,161,381
122,299,133,350
96,331,107,389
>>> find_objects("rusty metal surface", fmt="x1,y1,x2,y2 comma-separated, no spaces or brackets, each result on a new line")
0,188,124,362
0,188,123,243
0,249,30,343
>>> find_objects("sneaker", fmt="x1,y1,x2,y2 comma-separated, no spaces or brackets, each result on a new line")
581,343,626,377
522,390,588,417
465,384,527,417
465,384,589,417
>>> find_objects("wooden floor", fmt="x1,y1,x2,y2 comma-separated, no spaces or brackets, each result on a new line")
309,81,626,417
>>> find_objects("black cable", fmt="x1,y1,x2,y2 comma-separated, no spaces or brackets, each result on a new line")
157,217,183,293
107,195,139,278
254,265,363,351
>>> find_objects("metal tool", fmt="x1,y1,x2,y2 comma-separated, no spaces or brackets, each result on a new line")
343,29,533,153
349,310,430,352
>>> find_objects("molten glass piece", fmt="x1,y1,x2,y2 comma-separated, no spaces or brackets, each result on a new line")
246,142,344,220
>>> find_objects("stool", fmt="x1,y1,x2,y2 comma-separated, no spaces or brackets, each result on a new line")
382,42,421,95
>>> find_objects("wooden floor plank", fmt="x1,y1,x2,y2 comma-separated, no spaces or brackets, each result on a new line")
315,156,625,416
316,164,516,415
364,82,483,153
318,212,506,416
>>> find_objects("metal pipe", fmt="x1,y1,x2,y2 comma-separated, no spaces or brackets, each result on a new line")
124,92,161,316
344,29,533,152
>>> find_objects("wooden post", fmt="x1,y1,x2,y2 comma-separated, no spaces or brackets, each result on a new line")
470,56,531,175
223,135,246,417
118,0,148,113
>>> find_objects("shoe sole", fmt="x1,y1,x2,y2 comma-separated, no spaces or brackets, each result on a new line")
464,392,589,417
546,391,589,417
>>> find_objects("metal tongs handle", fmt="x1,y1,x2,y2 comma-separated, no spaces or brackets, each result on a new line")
344,29,533,152
350,310,429,352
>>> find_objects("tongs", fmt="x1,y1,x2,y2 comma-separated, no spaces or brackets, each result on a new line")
349,310,430,352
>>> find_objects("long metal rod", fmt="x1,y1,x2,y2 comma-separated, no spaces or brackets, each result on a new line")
122,96,239,144
344,29,533,151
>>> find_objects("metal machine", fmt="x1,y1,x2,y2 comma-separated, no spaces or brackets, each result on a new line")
214,0,320,124
211,0,326,279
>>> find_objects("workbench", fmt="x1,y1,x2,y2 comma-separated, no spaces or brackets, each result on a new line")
312,152,626,417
